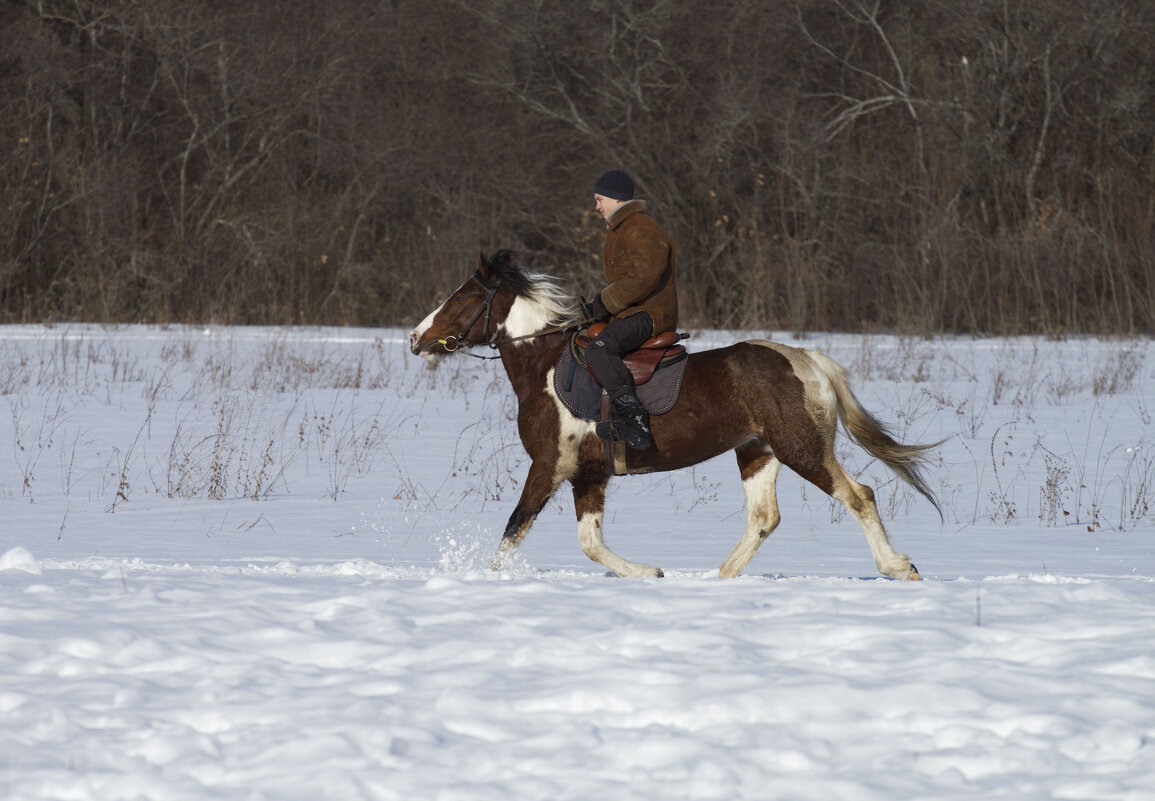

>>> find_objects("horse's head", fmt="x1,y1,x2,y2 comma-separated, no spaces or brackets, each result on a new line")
408,251,510,358
409,250,578,359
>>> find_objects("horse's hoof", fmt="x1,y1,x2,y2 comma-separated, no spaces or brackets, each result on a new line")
653,567,664,578
908,563,922,581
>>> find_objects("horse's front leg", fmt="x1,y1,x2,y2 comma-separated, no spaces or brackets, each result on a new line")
572,476,663,578
491,458,562,570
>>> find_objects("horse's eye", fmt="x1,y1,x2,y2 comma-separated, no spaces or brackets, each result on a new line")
454,294,469,303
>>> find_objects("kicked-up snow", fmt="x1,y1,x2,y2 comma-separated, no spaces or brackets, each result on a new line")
1,325,1153,800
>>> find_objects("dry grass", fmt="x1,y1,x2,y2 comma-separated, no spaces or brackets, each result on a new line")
2,327,1151,533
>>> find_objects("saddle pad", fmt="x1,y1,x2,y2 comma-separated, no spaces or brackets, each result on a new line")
553,344,688,422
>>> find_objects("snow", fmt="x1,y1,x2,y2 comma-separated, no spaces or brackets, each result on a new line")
0,546,41,575
2,324,1153,800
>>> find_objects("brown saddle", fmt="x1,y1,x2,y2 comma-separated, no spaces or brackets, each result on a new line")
574,322,687,386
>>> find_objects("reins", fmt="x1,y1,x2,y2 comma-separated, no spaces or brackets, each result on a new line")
453,321,596,360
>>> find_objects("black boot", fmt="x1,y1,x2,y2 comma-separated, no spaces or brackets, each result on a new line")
596,391,653,450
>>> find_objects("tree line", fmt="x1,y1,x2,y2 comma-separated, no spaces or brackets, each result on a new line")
2,0,1152,334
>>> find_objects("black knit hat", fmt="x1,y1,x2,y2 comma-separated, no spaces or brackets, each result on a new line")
594,170,635,201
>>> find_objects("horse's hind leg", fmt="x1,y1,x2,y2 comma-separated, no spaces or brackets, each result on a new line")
828,464,921,580
719,439,782,578
572,476,663,578
797,454,919,581
772,422,919,580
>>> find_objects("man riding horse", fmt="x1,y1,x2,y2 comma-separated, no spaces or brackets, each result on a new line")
583,170,678,451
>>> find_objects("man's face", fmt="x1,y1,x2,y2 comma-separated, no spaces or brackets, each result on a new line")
595,194,625,221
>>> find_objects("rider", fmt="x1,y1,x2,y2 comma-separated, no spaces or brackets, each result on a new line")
583,169,678,451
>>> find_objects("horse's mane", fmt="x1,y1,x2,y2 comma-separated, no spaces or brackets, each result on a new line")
487,249,580,328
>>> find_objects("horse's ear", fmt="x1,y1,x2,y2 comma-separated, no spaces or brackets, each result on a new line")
477,251,497,280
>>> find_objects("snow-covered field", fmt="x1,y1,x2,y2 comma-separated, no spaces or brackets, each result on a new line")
2,324,1153,800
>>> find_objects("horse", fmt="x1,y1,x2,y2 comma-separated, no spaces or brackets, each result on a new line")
408,250,942,580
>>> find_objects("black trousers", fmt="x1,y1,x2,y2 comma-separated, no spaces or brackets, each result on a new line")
584,312,655,401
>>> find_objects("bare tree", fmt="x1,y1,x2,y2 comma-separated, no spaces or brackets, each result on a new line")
0,0,1151,333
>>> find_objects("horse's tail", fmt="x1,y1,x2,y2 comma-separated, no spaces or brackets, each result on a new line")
808,350,944,520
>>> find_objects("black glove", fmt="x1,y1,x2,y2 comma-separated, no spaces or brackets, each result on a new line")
580,294,610,322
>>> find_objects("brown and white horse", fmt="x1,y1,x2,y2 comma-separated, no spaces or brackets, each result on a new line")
408,250,941,580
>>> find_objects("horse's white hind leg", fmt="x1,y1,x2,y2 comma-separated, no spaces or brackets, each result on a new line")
720,441,782,578
829,465,921,580
572,477,663,578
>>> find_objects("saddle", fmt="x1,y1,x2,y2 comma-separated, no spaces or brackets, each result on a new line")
574,322,687,386
555,325,690,476
553,326,689,424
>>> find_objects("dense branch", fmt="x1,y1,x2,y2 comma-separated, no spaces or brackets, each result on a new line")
0,0,1151,334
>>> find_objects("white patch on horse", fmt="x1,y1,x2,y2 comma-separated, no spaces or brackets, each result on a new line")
749,340,836,420
501,295,554,342
544,367,595,486
409,299,448,359
748,339,815,379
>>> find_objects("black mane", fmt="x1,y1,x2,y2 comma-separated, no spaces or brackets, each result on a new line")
486,249,535,297
483,248,578,326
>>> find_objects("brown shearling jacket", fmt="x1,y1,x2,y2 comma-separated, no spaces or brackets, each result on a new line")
598,200,678,335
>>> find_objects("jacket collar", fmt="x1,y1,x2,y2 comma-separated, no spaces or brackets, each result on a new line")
606,199,646,230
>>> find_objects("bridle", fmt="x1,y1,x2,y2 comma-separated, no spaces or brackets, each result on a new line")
419,269,595,360
433,270,502,355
